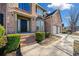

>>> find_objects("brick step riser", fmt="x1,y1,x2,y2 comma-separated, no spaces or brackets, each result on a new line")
20,35,36,47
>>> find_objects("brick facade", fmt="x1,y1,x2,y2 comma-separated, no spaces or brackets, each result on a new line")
0,3,62,34
45,10,62,35
0,4,7,33
5,3,18,34
45,16,51,32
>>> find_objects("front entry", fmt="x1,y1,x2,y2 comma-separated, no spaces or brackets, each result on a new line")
17,18,30,33
20,20,27,32
0,14,3,25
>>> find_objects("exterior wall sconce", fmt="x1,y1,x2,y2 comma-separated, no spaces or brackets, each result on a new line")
32,16,36,21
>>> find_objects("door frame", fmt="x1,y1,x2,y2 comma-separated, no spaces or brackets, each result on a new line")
17,18,31,33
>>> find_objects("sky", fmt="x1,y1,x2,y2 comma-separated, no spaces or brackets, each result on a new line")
38,3,79,27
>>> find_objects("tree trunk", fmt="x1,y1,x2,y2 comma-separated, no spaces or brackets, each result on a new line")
71,23,76,32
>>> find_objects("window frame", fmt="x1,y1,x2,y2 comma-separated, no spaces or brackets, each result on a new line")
19,3,32,14
36,5,44,16
36,18,44,32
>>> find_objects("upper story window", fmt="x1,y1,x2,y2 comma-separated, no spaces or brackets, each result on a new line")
36,5,45,16
0,14,3,26
19,3,31,13
36,8,44,16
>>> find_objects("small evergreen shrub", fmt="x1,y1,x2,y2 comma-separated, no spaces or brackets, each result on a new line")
62,29,67,34
35,32,45,43
0,36,7,48
45,32,51,38
67,30,72,34
0,25,6,55
5,34,20,53
0,25,6,48
0,25,5,37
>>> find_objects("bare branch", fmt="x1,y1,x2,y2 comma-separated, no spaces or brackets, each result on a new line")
68,6,79,32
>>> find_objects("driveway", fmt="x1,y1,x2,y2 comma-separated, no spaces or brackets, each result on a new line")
21,34,79,56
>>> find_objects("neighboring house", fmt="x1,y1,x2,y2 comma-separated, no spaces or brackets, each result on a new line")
45,9,62,35
0,3,62,34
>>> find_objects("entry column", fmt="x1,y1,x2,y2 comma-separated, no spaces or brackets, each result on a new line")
31,16,36,32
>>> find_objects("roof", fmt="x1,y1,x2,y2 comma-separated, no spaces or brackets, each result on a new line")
46,10,57,17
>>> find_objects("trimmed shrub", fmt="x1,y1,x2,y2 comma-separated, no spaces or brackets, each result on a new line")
35,32,45,43
0,36,7,48
45,32,51,38
62,32,67,34
4,34,20,53
0,25,5,37
62,29,67,34
0,25,6,55
0,36,7,55
67,30,72,34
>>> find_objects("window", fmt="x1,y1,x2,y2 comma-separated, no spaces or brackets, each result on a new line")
36,8,44,16
76,19,79,26
36,19,44,32
36,6,44,16
19,3,31,13
0,14,3,25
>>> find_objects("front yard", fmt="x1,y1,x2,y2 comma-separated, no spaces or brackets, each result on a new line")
0,25,61,56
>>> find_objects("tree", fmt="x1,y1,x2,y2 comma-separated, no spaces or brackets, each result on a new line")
69,6,79,32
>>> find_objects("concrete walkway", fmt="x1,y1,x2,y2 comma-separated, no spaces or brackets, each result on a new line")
20,34,78,56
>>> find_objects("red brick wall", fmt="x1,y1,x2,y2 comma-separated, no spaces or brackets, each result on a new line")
20,34,36,47
45,16,51,32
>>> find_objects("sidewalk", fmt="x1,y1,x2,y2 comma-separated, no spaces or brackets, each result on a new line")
20,34,73,56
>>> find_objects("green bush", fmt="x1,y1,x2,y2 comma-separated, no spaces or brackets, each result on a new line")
0,25,6,49
35,32,45,43
67,30,72,34
0,36,7,48
0,25,5,37
62,32,67,34
5,34,20,53
45,32,51,38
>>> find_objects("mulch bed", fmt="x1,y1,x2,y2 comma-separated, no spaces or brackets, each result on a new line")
39,35,61,46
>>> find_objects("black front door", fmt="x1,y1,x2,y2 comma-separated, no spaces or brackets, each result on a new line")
0,14,3,25
20,20,27,33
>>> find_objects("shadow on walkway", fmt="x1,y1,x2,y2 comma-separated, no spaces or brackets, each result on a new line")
64,34,69,40
16,45,22,56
